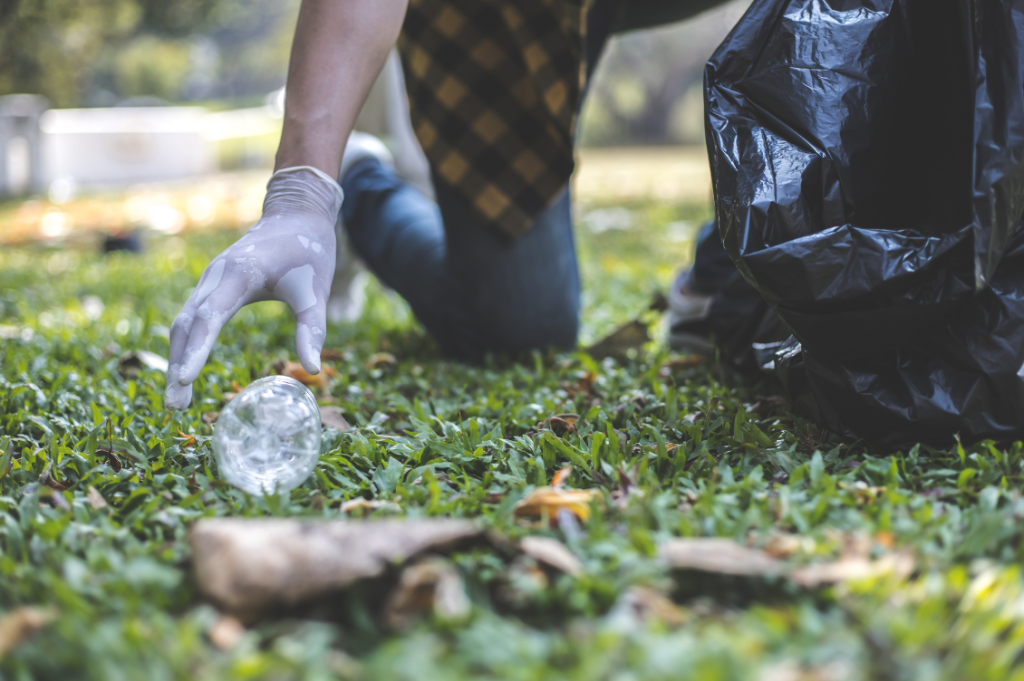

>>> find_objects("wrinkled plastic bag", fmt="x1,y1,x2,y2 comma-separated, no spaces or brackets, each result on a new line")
705,0,1024,447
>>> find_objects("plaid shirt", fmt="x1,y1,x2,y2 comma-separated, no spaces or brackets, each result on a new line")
398,0,594,240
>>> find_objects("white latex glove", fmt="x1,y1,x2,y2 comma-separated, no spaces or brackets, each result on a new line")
165,166,343,410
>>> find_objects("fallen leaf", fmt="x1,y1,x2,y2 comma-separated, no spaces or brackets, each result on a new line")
320,406,350,432
761,534,803,559
189,518,482,620
0,607,56,657
95,447,122,473
568,372,598,397
320,348,346,361
86,486,108,509
791,551,915,589
339,498,400,514
520,536,582,576
208,615,245,651
585,319,649,359
551,466,572,489
117,350,169,378
177,430,196,449
607,586,684,628
514,487,602,523
383,558,470,631
660,356,709,374
365,352,397,370
273,360,334,392
660,537,915,589
542,414,579,437
202,412,219,425
39,463,70,492
660,538,786,577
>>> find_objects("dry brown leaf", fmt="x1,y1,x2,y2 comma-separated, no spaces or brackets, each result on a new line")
520,536,582,576
273,360,335,392
551,466,572,489
189,518,482,620
660,356,710,375
95,447,122,473
0,607,56,657
383,558,470,631
608,586,685,628
86,486,108,510
791,551,914,589
761,534,802,559
514,487,602,523
339,498,400,514
660,538,786,577
585,319,649,359
208,615,245,651
320,406,351,433
365,352,397,369
574,372,598,396
39,463,70,492
320,348,346,361
202,412,220,425
660,537,914,589
542,414,579,437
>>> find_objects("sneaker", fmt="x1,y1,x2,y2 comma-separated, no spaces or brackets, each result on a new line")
328,132,395,323
339,131,394,183
666,269,716,354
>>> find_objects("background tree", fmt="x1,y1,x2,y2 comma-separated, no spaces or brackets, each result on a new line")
0,0,299,107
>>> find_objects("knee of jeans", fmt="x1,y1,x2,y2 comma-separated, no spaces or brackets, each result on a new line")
480,286,580,354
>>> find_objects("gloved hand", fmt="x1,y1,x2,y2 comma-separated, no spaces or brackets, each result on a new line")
165,166,343,410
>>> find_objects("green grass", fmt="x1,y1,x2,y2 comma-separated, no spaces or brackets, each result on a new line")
2,202,1024,680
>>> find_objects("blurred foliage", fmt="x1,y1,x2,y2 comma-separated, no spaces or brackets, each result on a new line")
2,202,1024,678
0,0,299,107
580,0,750,147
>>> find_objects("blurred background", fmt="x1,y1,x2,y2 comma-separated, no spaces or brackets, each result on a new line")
0,0,749,345
0,0,749,233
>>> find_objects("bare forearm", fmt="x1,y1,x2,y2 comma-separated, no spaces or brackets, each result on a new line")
274,0,408,178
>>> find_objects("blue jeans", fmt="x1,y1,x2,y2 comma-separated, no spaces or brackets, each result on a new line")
341,160,579,360
340,0,731,359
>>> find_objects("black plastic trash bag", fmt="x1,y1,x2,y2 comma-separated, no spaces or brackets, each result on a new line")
704,0,1024,448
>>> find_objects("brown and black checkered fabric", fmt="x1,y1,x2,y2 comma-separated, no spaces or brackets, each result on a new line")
398,0,593,240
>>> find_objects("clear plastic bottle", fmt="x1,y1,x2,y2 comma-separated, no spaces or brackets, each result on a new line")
213,375,322,496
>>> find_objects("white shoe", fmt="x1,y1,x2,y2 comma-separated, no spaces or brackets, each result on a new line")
666,269,716,354
328,132,395,324
339,131,394,183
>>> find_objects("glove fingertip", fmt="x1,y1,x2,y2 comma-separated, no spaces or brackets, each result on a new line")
295,324,324,376
165,365,193,410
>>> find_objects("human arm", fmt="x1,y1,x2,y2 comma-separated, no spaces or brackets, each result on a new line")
165,0,408,410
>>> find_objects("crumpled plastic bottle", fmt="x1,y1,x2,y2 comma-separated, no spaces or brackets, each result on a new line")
213,375,321,496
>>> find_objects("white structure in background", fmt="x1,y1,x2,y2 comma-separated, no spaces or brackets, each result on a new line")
0,95,48,197
41,107,216,186
1,49,426,200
